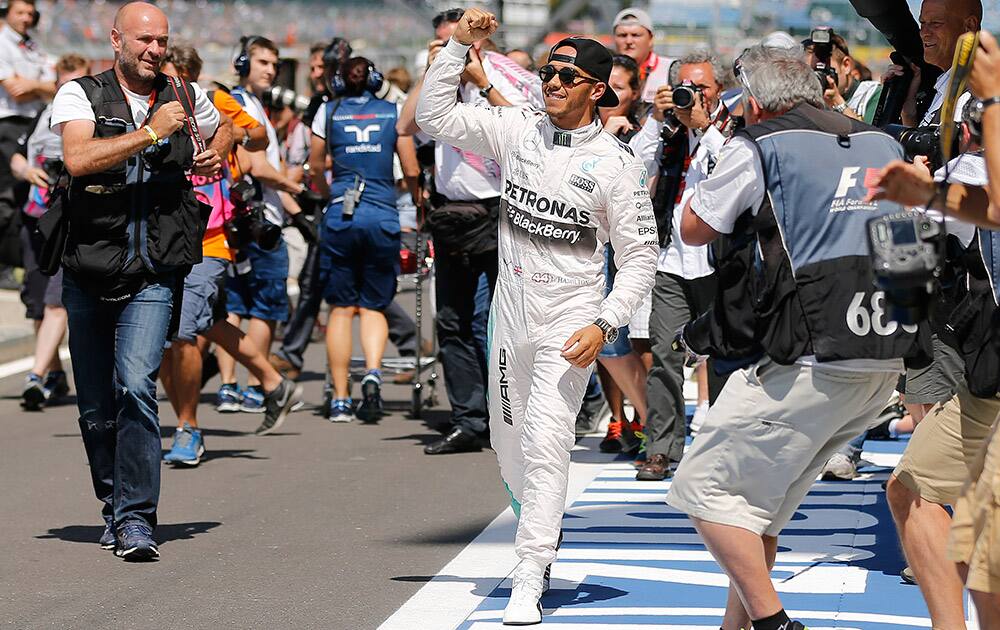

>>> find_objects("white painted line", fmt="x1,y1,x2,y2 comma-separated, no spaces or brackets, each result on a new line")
377,437,618,630
0,347,70,380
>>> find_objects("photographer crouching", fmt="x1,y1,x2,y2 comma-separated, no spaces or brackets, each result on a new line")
666,46,926,630
49,2,230,560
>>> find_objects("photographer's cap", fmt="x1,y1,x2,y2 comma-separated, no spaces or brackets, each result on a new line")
549,37,619,108
613,7,654,34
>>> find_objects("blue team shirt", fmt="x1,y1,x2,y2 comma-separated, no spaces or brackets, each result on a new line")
323,94,399,214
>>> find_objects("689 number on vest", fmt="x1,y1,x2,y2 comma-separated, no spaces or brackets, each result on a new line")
846,291,919,337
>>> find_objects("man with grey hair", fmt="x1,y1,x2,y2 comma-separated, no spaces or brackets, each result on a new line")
628,49,737,481
666,47,926,630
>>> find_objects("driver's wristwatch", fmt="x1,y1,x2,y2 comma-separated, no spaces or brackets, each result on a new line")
594,318,618,344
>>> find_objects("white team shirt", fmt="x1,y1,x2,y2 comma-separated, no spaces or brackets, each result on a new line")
432,51,544,201
0,25,53,119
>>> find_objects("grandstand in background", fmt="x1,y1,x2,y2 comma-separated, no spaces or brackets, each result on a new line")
30,0,1000,90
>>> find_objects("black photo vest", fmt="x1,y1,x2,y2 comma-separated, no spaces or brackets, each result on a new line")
688,104,929,365
946,228,1000,396
64,70,208,297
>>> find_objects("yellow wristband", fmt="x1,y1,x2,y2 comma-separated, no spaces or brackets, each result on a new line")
142,125,159,146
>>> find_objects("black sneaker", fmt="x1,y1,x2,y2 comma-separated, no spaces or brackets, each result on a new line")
115,521,159,561
256,378,302,436
43,370,70,402
99,521,116,551
355,371,384,423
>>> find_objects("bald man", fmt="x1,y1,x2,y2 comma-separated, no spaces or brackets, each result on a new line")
50,1,230,561
886,0,982,126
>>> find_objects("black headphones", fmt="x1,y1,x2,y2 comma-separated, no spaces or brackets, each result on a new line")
331,58,384,97
0,1,41,28
233,35,265,78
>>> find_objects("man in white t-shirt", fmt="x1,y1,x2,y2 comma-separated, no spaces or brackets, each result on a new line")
216,35,314,415
50,1,228,561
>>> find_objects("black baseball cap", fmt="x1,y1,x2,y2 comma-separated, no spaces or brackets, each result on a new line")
548,37,618,107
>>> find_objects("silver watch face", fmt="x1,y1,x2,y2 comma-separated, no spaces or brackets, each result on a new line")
605,326,619,344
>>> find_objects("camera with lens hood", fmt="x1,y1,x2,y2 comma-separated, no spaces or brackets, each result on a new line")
867,211,945,325
223,180,282,251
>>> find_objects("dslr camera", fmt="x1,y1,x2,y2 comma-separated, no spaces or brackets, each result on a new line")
883,124,946,162
261,85,311,113
671,81,701,110
223,180,282,251
867,211,945,325
809,27,839,91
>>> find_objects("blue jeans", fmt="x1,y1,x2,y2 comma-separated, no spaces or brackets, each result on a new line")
63,273,174,530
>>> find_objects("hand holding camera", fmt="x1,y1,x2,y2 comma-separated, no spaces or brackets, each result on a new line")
865,157,934,206
461,46,488,90
426,39,446,71
148,101,186,140
21,166,49,189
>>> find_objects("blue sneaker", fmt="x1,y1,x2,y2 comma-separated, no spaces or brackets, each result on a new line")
99,519,116,551
21,373,46,411
356,370,384,422
115,521,159,561
240,387,265,413
163,425,205,466
216,383,242,413
328,398,355,423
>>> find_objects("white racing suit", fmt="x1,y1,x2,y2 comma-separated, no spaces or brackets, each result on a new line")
417,38,658,570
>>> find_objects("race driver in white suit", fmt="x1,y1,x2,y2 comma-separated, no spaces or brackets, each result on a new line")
416,9,657,625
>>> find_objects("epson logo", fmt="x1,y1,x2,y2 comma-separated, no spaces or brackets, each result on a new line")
568,174,595,193
498,348,513,426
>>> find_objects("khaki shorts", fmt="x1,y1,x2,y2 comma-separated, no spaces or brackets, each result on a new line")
893,389,1000,505
666,360,898,537
948,419,1000,594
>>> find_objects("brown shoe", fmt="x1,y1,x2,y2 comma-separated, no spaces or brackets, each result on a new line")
636,454,672,481
268,353,301,381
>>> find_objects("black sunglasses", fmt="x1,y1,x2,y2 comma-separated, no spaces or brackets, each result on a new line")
432,9,464,28
538,64,599,86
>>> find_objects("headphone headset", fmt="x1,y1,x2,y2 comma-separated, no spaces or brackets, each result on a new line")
0,1,41,28
330,59,384,97
233,35,264,78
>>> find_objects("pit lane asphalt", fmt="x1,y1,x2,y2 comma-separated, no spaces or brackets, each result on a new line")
0,302,509,629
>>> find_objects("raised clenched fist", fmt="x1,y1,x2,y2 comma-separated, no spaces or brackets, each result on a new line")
453,8,498,46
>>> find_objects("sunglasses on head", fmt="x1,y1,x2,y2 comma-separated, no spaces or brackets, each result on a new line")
538,64,599,86
432,9,464,28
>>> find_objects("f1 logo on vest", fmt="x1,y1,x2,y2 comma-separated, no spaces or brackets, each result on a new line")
344,123,381,143
831,166,880,212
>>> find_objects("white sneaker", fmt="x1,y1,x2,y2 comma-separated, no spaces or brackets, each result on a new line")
821,453,857,481
503,561,544,625
690,401,709,435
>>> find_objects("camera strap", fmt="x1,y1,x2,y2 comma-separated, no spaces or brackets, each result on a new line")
166,75,207,154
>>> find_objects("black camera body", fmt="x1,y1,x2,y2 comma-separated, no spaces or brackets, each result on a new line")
41,157,64,182
810,27,839,91
883,124,942,161
224,180,282,251
867,211,945,325
672,81,701,110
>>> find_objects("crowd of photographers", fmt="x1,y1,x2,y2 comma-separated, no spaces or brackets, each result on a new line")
4,0,1000,621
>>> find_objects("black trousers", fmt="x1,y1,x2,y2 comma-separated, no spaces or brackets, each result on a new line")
435,247,498,436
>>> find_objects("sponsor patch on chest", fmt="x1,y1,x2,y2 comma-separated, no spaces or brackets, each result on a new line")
568,174,596,193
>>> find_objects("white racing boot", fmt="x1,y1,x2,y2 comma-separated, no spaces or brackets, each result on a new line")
503,560,545,625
